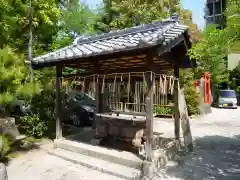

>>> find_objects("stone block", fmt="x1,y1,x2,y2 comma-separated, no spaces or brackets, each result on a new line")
0,163,8,180
90,138,101,145
0,117,20,139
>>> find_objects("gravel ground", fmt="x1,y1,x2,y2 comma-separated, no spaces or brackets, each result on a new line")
6,108,240,180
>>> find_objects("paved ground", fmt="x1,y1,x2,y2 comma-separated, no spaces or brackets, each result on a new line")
157,108,240,180
6,108,240,180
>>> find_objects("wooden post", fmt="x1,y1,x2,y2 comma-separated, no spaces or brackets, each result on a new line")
145,71,154,161
93,61,101,130
92,75,100,130
56,65,63,139
174,66,180,140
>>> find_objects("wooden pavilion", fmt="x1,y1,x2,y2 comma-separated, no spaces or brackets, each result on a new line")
32,14,195,163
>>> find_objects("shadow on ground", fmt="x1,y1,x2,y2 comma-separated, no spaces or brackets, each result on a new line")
164,135,240,180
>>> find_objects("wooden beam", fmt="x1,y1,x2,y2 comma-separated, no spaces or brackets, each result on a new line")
173,66,180,140
56,65,63,139
62,66,171,78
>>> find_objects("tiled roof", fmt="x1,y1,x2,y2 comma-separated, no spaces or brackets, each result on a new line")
32,14,189,66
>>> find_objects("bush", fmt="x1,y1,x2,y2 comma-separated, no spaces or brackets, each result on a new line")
20,115,48,138
18,88,56,138
184,86,200,116
180,70,200,116
0,135,10,161
154,106,173,115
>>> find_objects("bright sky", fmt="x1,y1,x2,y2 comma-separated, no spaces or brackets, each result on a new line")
85,0,205,29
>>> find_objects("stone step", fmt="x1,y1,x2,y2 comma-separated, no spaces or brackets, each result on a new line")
49,148,141,180
54,139,143,170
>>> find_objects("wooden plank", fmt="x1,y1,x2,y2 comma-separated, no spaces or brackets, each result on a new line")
173,66,180,140
56,65,63,139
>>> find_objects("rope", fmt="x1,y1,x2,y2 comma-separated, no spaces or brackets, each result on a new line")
163,75,167,95
93,75,96,92
113,73,117,93
82,77,86,92
127,73,131,102
96,75,99,83
152,73,156,94
101,75,105,94
63,71,179,82
170,76,175,94
143,72,147,94
159,75,163,94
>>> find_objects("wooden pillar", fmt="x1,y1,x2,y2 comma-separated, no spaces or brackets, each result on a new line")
174,66,180,140
145,71,154,161
145,53,154,161
93,61,101,130
56,65,63,139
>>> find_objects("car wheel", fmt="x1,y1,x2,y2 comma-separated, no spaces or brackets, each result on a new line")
70,112,81,126
14,106,22,116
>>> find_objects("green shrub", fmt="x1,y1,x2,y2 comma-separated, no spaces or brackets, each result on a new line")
22,89,56,138
20,114,48,138
154,106,173,115
180,70,200,116
0,135,10,161
184,86,200,116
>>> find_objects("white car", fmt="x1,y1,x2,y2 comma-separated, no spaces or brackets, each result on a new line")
215,89,238,109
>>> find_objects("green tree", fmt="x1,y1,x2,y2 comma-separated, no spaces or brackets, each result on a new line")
180,9,203,43
104,0,180,29
229,62,240,93
0,47,41,114
59,0,100,38
188,26,229,85
0,0,60,54
226,0,240,52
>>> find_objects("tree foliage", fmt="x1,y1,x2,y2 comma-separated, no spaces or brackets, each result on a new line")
0,0,60,53
99,0,180,29
229,62,240,94
180,9,203,43
189,0,240,86
0,47,41,106
59,0,99,38
188,26,229,85
226,0,240,52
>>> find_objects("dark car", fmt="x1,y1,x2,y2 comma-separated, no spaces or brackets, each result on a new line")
62,90,96,126
62,90,111,126
7,95,31,116
6,90,108,127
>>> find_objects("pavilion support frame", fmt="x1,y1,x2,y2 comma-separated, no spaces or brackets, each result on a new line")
56,65,63,139
93,61,101,130
145,71,154,161
174,66,180,141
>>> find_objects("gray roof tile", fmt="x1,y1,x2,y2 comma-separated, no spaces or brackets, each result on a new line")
32,14,189,65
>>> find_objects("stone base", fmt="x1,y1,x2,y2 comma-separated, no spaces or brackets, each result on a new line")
0,117,20,139
90,138,102,145
142,160,155,179
0,163,8,180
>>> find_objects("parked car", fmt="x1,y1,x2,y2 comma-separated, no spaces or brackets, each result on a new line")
7,95,31,116
62,90,111,126
6,90,110,126
214,89,238,109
